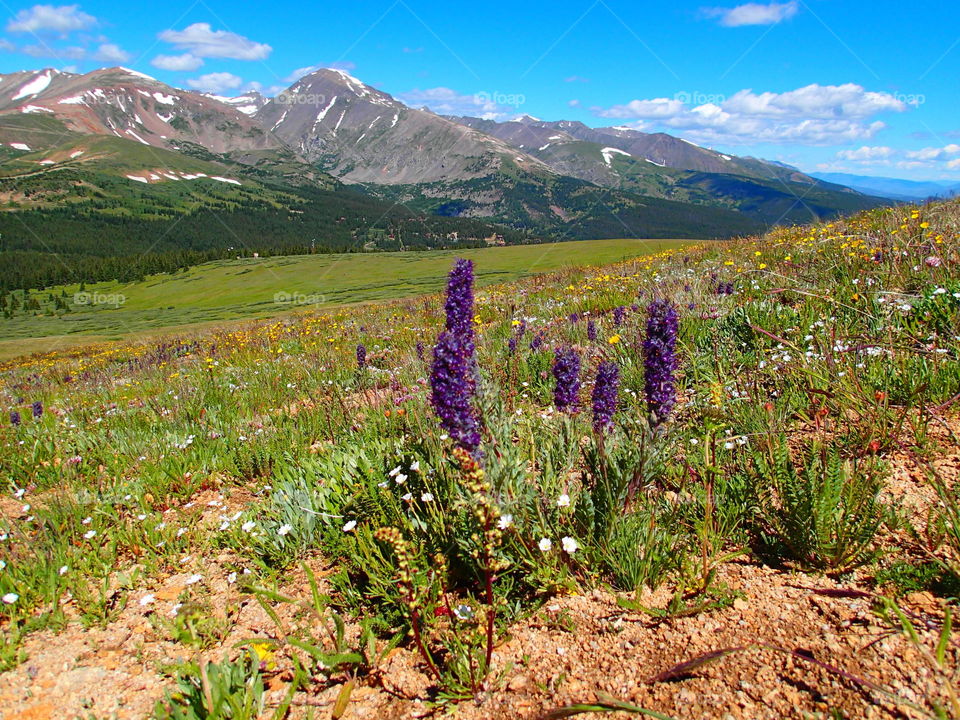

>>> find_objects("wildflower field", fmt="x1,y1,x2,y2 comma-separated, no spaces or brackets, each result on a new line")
1,199,959,719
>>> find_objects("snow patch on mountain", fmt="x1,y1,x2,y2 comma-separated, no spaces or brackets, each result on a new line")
13,71,53,101
119,67,157,82
601,147,631,166
313,95,337,126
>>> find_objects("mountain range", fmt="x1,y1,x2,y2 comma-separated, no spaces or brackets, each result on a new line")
0,64,892,290
810,172,960,202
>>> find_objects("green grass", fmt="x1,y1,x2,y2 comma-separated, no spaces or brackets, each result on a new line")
1,198,957,716
0,237,694,358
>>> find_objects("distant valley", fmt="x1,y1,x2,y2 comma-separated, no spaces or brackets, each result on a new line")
0,65,890,292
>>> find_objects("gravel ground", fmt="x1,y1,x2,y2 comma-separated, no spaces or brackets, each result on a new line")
1,421,958,720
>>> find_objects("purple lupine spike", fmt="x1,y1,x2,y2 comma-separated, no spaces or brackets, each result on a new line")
613,306,626,327
430,331,480,451
430,259,480,451
643,299,679,426
508,335,518,354
416,341,425,361
568,313,580,324
356,344,367,369
587,319,597,342
591,361,620,433
10,410,21,427
530,332,545,351
31,401,42,419
552,347,581,413
444,258,475,340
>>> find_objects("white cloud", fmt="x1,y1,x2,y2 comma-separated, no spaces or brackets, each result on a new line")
286,65,316,81
823,144,960,175
836,146,895,162
722,84,904,119
93,42,130,63
702,1,799,27
397,86,517,120
151,53,203,71
905,144,960,161
7,4,96,34
592,83,908,146
186,71,244,94
283,61,355,83
0,39,15,52
159,23,271,60
597,97,685,119
22,43,86,59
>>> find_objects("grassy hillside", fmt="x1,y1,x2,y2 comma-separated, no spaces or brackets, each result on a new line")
0,199,956,718
534,141,886,224
366,169,765,239
0,237,695,355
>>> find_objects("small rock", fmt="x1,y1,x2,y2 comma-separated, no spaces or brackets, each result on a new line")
508,675,528,691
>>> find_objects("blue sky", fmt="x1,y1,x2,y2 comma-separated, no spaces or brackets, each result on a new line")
1,0,958,180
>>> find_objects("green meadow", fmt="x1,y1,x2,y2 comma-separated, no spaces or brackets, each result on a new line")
0,237,694,359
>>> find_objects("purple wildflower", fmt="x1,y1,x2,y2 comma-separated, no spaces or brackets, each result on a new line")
356,344,367,369
31,401,42,419
591,361,620,433
613,306,626,327
508,320,526,354
430,259,480,451
530,332,545,351
431,331,480,451
444,258,475,340
10,410,21,427
416,341,425,361
552,347,581,413
643,299,679,426
587,319,597,342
